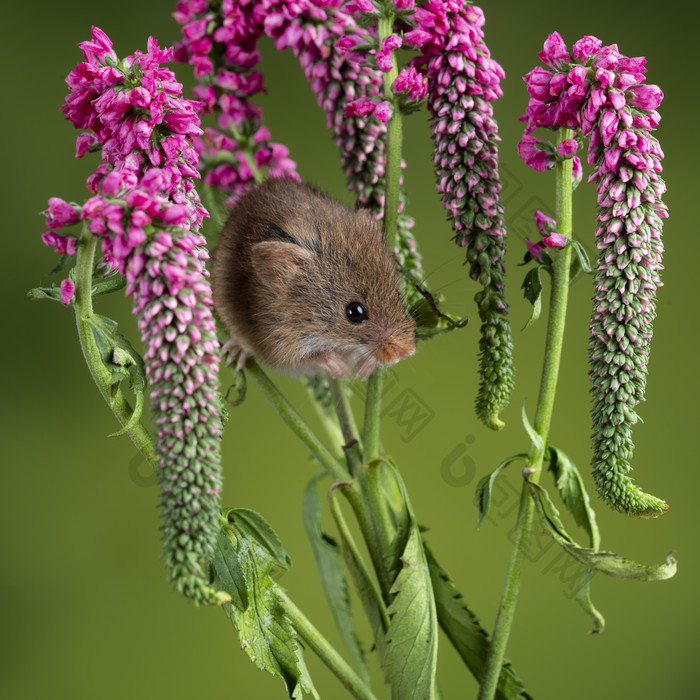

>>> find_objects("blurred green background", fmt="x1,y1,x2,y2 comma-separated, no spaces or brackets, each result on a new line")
3,1,696,698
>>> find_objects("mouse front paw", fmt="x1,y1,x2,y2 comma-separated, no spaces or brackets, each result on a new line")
222,339,248,371
310,350,352,378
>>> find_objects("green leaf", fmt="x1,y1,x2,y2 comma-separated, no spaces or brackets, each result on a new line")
521,401,543,452
212,528,249,611
521,267,544,330
474,454,528,529
527,477,677,581
569,240,592,280
425,544,534,700
521,266,543,306
575,568,605,635
303,472,368,682
379,518,438,700
547,446,600,550
224,368,247,406
216,511,319,699
27,286,62,302
226,508,291,571
50,254,73,275
92,273,125,297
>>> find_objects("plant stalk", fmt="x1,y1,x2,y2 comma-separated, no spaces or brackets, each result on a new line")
278,588,380,700
73,228,156,465
477,128,574,700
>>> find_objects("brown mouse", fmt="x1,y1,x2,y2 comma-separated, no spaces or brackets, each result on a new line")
211,178,416,378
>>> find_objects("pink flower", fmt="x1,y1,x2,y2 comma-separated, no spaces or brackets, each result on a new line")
557,138,579,157
534,210,556,235
538,32,570,66
628,84,663,110
376,48,394,72
572,35,602,62
59,279,76,306
41,231,78,256
374,100,393,122
524,66,553,101
350,0,377,12
344,97,378,117
518,134,555,171
525,237,543,261
393,67,428,100
542,232,567,248
46,198,81,229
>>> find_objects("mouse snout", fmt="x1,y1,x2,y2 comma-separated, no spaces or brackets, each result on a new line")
372,328,416,366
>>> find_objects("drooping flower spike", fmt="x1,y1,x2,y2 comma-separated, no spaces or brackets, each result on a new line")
46,27,227,603
174,0,424,283
519,33,668,517
411,1,514,429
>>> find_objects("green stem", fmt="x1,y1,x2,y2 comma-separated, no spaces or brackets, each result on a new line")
477,129,574,700
245,359,349,483
330,378,361,448
74,228,156,465
229,123,265,185
277,588,379,700
362,369,384,462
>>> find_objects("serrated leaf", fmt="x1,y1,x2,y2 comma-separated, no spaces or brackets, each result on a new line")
520,401,543,452
226,508,291,570
213,528,249,610
303,472,368,682
527,477,677,581
474,454,528,529
425,544,534,700
216,512,319,699
379,520,438,700
547,447,600,550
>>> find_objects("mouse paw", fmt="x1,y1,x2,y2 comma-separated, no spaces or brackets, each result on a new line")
354,355,380,379
311,350,352,378
222,339,248,371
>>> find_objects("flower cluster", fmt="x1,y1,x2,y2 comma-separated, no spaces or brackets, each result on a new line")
45,27,227,602
173,0,299,205
174,0,423,279
409,1,514,429
520,33,668,516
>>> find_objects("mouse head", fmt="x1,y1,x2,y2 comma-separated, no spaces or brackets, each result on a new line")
251,208,416,377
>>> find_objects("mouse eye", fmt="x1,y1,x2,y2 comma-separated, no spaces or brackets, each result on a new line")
345,301,368,324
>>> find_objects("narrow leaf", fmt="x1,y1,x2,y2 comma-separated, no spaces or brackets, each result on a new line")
527,478,677,581
521,401,543,452
521,266,543,306
474,454,528,529
521,291,542,331
425,544,534,700
547,447,600,550
303,472,368,682
27,286,62,302
575,568,605,634
227,508,291,570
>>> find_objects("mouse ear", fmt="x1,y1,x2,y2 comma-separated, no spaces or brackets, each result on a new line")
251,240,313,285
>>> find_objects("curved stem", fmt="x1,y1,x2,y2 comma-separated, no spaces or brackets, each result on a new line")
277,588,379,700
330,378,361,448
245,359,349,483
74,228,156,465
477,128,574,700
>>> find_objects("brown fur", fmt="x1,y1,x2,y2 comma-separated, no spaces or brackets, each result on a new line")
211,178,415,377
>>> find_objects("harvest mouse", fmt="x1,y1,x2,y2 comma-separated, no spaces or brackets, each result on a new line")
211,178,416,378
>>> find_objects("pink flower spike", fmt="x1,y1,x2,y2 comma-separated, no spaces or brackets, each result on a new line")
60,279,76,306
572,35,602,62
542,232,568,248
